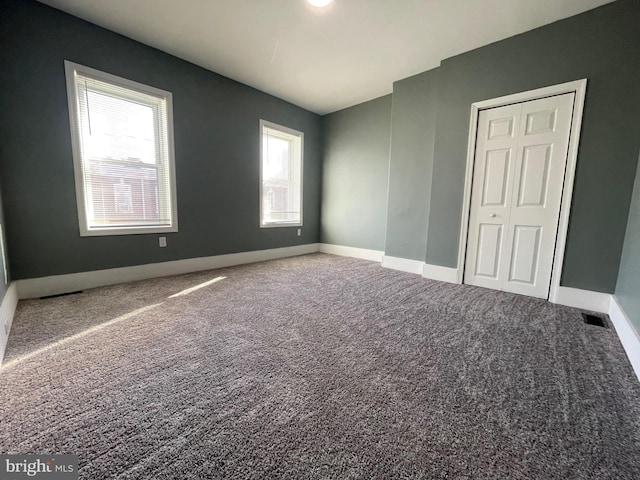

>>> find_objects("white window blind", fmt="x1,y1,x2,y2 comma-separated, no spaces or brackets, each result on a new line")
65,61,177,236
260,120,303,227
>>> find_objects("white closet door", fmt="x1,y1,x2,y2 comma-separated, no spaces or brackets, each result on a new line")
464,104,521,292
464,93,574,299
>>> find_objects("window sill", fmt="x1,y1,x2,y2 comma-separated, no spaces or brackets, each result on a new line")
260,222,303,229
80,225,178,237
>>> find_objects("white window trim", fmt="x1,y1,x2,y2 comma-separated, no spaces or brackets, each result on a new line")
259,119,304,228
64,60,178,236
0,224,7,285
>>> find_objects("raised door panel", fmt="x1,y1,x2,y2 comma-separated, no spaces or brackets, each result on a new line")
508,225,541,285
517,145,552,207
524,108,557,136
482,149,511,207
488,116,515,140
475,224,503,279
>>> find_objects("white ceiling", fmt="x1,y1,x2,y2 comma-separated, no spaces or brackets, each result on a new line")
37,0,615,115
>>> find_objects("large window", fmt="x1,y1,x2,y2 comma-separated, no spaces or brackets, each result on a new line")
260,120,303,227
65,61,177,236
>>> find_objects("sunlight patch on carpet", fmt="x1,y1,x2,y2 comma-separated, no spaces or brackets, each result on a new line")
168,276,226,298
0,303,163,370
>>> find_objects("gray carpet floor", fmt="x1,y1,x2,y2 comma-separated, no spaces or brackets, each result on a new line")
1,253,639,479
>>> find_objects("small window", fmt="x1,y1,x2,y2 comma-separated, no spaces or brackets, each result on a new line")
65,61,178,236
260,120,303,227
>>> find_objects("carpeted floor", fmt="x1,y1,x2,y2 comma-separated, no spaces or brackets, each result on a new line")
1,253,639,479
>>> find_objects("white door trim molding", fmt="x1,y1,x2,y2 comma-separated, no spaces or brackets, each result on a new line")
457,79,588,303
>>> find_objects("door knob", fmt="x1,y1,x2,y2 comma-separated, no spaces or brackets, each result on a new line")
489,213,496,218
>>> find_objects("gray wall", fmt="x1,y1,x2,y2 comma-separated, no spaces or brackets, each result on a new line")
384,69,439,261
2,0,638,298
320,1,640,295
616,152,640,333
0,0,322,280
321,95,391,251
426,0,640,293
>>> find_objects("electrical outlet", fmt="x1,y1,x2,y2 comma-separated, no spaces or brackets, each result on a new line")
297,229,302,236
159,236,167,247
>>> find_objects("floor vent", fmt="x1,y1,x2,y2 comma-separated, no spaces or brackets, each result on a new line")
582,313,609,328
40,290,83,300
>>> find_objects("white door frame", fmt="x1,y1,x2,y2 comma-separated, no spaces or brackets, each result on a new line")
456,79,587,302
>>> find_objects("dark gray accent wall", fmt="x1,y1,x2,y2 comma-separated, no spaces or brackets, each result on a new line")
384,69,439,261
321,95,391,251
426,0,640,293
0,0,322,280
616,152,640,333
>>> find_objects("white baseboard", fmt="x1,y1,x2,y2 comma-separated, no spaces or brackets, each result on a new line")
0,283,19,364
553,286,611,313
609,296,640,382
381,257,460,281
552,288,639,382
16,244,320,299
381,255,424,275
422,263,459,284
9,248,640,384
319,244,383,262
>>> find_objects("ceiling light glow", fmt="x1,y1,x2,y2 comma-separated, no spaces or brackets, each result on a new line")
307,0,333,7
